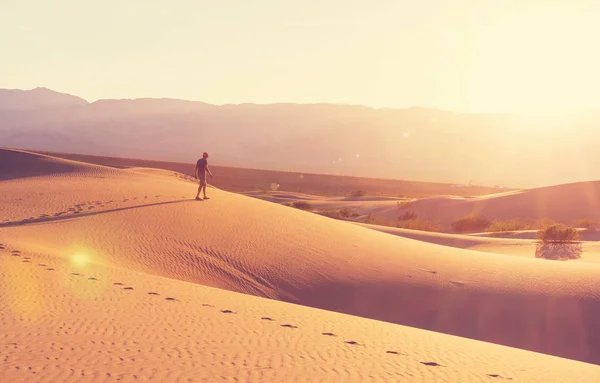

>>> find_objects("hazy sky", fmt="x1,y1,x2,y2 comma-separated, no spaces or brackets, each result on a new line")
1,0,599,113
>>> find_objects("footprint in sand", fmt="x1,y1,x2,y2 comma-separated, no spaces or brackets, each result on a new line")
202,303,214,307
73,211,80,214
450,281,465,286
123,199,129,202
45,268,54,271
261,317,274,321
281,324,298,329
220,310,235,314
11,250,21,257
22,259,31,263
420,362,442,367
165,297,178,302
123,287,134,290
487,374,512,380
418,268,437,275
88,277,98,281
38,264,47,267
72,273,82,276
322,332,336,337
147,292,160,296
386,351,403,355
113,282,124,286
344,340,361,345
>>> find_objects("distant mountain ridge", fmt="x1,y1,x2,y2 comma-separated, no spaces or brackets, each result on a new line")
1,87,599,188
0,87,89,110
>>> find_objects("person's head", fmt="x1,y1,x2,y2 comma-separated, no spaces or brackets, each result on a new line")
202,152,209,159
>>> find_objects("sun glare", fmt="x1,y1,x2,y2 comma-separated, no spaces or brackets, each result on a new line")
466,4,600,114
71,252,89,268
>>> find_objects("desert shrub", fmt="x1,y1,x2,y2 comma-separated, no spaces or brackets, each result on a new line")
350,190,366,197
487,219,525,233
319,208,358,221
339,207,354,218
535,242,582,260
363,213,375,224
397,200,413,209
396,219,440,232
292,201,313,211
574,218,599,230
536,224,580,242
450,214,490,233
398,211,417,221
318,210,341,219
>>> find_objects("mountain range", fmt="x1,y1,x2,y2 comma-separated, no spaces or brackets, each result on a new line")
1,87,599,187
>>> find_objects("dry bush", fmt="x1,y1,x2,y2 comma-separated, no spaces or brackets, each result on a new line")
398,211,417,221
339,207,354,218
488,219,526,233
535,242,583,260
397,200,413,209
451,214,490,233
536,224,580,242
320,208,358,220
535,225,582,260
396,219,440,232
292,201,313,211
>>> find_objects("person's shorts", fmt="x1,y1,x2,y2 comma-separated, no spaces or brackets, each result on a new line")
198,176,207,186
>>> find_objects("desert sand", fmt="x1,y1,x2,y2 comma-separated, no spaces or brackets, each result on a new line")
2,149,600,382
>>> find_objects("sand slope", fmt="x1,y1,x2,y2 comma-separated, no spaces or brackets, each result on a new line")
3,243,599,382
400,182,600,230
2,148,600,380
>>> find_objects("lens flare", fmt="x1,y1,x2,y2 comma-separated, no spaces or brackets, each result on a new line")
71,253,88,268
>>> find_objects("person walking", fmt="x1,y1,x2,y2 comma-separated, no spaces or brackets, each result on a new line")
194,152,213,200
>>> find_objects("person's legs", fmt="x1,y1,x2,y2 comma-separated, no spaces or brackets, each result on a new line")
198,176,208,199
202,182,208,199
195,182,202,199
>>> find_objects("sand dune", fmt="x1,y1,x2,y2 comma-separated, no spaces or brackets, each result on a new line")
247,183,600,235
2,148,600,381
3,243,598,382
401,182,600,230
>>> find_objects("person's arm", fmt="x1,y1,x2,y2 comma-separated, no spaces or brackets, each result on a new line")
207,165,213,178
194,163,199,179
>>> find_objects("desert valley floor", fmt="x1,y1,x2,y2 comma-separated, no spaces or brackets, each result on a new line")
1,148,600,382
